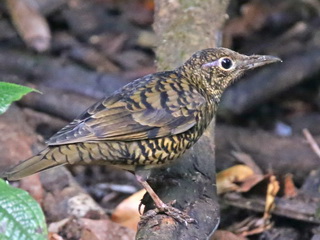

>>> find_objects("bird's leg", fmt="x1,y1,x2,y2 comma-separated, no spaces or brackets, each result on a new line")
135,174,196,225
137,177,167,211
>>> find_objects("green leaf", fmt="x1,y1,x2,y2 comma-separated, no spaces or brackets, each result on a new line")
0,179,48,240
0,82,39,115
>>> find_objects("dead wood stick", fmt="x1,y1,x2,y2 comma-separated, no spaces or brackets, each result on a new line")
19,85,97,121
302,128,320,160
223,192,320,224
0,48,153,99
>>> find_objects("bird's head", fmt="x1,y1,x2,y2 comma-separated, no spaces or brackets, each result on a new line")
179,47,281,102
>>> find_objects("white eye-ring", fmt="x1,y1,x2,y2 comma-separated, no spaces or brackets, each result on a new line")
219,57,233,70
201,57,234,71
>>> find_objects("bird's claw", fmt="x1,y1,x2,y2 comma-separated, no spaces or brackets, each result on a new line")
140,201,196,226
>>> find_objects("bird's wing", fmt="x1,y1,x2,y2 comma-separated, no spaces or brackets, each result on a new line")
47,75,206,145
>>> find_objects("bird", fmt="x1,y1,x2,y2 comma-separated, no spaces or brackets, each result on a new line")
1,47,281,223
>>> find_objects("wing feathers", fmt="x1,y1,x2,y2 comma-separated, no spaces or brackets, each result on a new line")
47,74,206,146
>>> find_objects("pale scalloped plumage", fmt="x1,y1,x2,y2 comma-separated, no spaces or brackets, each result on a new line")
1,48,281,182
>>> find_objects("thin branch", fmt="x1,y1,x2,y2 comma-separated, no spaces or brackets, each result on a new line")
302,128,320,159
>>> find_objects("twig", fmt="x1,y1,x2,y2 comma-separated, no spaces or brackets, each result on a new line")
302,128,320,159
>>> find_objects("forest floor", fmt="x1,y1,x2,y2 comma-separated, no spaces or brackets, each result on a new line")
1,0,320,239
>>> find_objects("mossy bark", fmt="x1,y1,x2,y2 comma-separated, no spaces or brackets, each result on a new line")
154,0,229,71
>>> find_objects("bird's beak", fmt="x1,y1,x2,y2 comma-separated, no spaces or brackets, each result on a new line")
239,55,282,70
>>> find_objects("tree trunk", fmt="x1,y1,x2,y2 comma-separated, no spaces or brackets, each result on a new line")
136,0,230,239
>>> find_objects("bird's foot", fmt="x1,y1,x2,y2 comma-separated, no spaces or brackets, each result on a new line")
141,201,196,226
135,178,196,225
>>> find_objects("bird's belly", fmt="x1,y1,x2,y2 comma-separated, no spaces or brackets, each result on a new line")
72,132,195,171
104,134,193,168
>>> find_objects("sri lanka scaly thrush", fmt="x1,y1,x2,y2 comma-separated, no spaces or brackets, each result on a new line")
1,48,281,223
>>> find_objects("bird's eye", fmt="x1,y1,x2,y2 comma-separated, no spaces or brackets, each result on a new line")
219,58,233,70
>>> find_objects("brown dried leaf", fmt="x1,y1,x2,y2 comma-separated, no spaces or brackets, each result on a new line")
125,0,154,26
217,165,254,194
48,232,64,240
264,175,280,220
226,175,279,237
19,174,44,205
111,189,146,231
6,0,51,52
236,174,265,193
48,218,70,234
283,173,298,198
143,0,155,11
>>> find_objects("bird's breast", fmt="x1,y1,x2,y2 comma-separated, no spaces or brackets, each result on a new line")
66,103,216,170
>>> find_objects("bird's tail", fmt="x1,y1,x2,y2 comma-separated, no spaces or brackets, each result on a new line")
1,145,85,181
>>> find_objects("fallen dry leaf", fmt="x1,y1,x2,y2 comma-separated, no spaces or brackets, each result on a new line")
48,218,70,234
283,173,298,198
19,174,44,205
217,165,255,194
264,175,280,220
111,189,146,231
235,174,265,193
226,175,279,237
48,232,64,240
143,0,155,11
